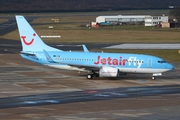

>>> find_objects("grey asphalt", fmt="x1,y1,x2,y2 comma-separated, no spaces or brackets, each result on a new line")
104,44,180,49
0,39,115,54
0,16,36,36
0,85,180,109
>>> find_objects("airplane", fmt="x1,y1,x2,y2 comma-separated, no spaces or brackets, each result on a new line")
15,15,174,80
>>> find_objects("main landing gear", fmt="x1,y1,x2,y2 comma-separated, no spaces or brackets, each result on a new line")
86,71,99,79
87,74,93,79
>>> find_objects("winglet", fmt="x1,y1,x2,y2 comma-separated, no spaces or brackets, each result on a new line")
43,50,56,63
82,44,89,52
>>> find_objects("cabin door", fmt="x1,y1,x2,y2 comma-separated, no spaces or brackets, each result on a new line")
147,58,152,68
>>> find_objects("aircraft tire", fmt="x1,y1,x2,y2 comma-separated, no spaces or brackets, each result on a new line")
151,76,156,80
87,74,93,79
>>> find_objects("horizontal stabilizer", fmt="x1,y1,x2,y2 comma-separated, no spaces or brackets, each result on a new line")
20,51,39,60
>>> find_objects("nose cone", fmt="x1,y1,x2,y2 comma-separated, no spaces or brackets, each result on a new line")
167,63,174,70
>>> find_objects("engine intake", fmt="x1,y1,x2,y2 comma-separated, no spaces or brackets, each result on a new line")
99,66,118,77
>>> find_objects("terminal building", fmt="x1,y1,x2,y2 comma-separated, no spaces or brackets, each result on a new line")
96,15,169,26
96,15,146,25
144,15,169,26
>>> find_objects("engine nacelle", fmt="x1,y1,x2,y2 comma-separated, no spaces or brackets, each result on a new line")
99,66,119,77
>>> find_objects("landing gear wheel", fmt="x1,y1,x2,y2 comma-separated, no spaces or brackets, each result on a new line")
151,76,156,80
87,74,93,79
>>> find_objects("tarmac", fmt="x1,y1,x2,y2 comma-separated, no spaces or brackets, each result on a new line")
104,44,180,49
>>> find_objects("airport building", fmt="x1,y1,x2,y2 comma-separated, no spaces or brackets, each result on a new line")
145,15,169,26
96,15,169,26
96,15,146,24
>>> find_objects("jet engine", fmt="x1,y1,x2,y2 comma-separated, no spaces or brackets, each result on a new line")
99,66,119,77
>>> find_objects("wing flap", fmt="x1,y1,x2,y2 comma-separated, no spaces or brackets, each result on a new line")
68,64,100,71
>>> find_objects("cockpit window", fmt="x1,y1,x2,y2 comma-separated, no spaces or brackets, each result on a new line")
158,61,167,63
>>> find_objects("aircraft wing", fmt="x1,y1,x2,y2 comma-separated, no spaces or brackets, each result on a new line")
42,50,122,72
67,63,100,71
68,63,123,72
43,50,100,71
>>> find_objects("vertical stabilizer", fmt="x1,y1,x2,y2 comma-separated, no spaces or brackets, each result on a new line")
16,15,62,52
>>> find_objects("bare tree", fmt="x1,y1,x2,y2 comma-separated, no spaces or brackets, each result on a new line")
169,7,180,23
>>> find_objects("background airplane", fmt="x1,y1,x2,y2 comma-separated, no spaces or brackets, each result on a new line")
15,15,174,80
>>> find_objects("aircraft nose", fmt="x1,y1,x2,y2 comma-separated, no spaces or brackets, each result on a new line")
167,63,174,70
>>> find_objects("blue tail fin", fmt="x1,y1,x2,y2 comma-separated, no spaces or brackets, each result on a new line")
15,15,62,52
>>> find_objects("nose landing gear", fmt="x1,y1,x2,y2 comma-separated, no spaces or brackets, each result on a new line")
151,76,156,80
151,73,162,80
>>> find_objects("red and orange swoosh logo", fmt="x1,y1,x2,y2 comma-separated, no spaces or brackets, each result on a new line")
21,33,36,46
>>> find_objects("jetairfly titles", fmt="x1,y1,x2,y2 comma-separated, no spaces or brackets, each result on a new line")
94,56,143,68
